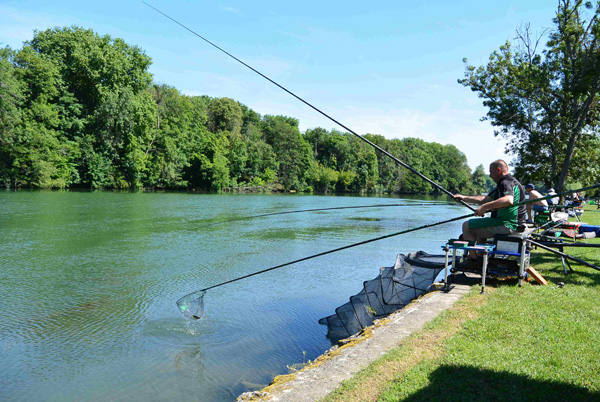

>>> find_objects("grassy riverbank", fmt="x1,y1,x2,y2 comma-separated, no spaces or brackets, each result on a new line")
324,205,600,401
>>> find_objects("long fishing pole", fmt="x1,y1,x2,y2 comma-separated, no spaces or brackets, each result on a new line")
193,183,599,291
141,2,476,212
200,184,600,228
197,212,475,293
192,186,597,287
529,240,600,272
201,202,456,228
175,184,599,318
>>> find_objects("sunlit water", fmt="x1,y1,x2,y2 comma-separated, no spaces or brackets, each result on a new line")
0,191,465,401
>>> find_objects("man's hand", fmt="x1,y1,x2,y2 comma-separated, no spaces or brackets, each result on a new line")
454,194,465,201
475,205,487,217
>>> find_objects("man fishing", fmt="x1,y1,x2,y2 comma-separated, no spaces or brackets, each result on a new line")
524,183,548,223
453,159,526,266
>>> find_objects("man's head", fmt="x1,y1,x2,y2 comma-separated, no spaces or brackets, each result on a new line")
489,159,508,183
525,183,535,192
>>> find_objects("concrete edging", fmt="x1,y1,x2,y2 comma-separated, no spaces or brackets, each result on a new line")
239,283,471,401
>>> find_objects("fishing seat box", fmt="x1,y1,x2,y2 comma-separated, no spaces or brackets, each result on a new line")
492,233,527,255
579,224,600,237
534,211,551,223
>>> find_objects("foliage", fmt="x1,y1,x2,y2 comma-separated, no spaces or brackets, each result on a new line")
0,47,25,186
459,0,600,194
1,26,487,194
471,164,495,194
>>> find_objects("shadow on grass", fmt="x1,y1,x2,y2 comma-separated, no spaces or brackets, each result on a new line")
400,365,599,402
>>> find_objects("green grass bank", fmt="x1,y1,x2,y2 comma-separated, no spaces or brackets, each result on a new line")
323,206,600,402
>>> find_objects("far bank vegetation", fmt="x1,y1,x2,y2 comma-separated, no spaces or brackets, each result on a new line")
0,27,490,195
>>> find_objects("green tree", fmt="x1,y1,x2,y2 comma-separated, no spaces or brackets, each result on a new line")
261,115,313,190
207,97,243,135
185,130,230,191
362,134,404,193
89,88,155,188
7,45,80,188
0,47,24,186
471,164,495,194
459,0,600,195
27,27,152,117
8,26,155,189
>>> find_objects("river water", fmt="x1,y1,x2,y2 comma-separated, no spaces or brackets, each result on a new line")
0,191,465,401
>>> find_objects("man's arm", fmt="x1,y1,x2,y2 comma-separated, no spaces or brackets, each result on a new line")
474,194,514,216
454,194,492,204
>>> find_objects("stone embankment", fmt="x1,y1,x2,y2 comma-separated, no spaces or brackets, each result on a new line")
238,283,471,401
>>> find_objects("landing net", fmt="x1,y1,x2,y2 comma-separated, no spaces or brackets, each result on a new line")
176,290,206,320
318,251,457,341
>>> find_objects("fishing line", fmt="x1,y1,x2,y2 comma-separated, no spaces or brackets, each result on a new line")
141,1,476,212
200,202,456,228
201,182,600,228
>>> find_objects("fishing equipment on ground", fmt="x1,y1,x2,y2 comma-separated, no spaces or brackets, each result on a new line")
141,1,476,213
201,202,456,228
176,212,476,320
319,251,456,341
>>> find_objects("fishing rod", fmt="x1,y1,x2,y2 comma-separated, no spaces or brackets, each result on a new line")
529,240,600,272
176,211,475,319
201,202,456,228
205,183,600,228
141,2,476,213
177,183,600,319
515,184,600,209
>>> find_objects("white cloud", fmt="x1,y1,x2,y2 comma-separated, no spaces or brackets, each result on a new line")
220,6,241,15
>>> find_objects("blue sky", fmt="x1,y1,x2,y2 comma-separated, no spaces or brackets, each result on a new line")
1,1,558,170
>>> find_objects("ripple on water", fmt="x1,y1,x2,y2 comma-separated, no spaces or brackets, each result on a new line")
1,193,463,402
144,315,250,350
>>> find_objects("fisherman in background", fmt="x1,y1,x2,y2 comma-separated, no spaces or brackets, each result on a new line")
524,183,548,223
547,188,559,205
453,159,526,266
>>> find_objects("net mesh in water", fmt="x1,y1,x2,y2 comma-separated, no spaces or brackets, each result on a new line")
318,251,454,341
177,290,206,320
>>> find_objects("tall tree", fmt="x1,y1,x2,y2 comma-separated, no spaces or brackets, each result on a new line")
0,47,24,186
207,97,243,135
261,115,313,190
459,0,600,194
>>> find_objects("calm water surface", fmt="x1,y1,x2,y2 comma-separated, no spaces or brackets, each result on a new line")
0,191,465,401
